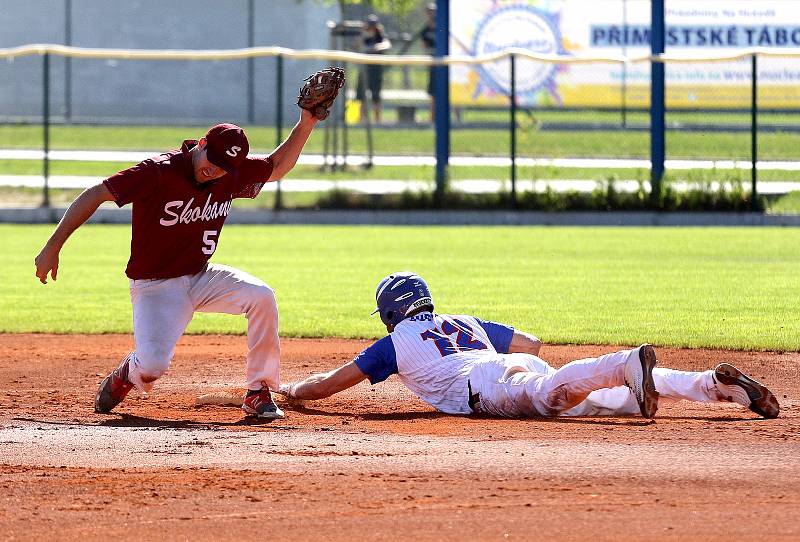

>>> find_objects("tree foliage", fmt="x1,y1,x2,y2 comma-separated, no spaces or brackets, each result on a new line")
316,0,422,18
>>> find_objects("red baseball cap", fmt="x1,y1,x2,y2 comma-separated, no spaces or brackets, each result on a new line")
204,123,249,173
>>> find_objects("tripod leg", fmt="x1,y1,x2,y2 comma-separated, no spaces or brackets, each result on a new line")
342,62,349,171
364,94,374,170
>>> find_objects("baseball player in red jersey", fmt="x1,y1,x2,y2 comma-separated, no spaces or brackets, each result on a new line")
34,109,322,420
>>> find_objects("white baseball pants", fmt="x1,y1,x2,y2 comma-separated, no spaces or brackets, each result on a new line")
125,263,280,392
469,348,720,418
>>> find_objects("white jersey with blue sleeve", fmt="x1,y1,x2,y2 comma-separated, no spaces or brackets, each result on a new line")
353,312,514,414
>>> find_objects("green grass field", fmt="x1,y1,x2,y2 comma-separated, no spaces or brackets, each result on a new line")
7,224,799,351
2,123,799,160
770,191,800,213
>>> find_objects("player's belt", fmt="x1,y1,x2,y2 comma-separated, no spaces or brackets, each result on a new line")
467,380,482,414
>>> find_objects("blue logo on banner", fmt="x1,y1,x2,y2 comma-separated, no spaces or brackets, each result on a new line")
471,5,564,100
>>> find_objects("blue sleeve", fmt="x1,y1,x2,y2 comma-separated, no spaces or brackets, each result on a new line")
475,318,515,353
353,335,398,384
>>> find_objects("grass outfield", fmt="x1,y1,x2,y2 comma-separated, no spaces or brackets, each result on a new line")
7,224,799,351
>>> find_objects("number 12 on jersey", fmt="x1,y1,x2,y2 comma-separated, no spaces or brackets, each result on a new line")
420,319,487,357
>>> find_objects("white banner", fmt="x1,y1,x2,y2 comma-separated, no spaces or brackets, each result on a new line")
450,0,800,107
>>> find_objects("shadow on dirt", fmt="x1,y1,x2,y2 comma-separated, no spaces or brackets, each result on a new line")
105,414,299,430
649,415,765,422
11,415,299,430
287,404,448,421
357,411,449,421
519,415,766,424
530,416,657,427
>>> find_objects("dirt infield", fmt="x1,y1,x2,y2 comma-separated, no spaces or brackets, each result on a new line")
1,334,798,541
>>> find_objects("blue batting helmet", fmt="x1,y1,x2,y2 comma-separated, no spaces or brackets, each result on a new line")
371,272,434,327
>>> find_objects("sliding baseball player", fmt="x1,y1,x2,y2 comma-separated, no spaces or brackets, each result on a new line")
277,272,779,420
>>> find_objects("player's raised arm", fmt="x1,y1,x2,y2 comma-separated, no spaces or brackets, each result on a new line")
267,109,319,181
278,361,368,401
268,67,345,181
34,182,115,284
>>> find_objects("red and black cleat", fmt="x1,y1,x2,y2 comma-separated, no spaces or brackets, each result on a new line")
242,387,285,419
94,355,134,413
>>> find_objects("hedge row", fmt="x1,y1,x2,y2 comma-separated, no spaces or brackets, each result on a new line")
313,180,761,212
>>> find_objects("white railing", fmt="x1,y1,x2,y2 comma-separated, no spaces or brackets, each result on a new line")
2,43,800,64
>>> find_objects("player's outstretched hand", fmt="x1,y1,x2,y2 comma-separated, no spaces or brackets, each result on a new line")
296,66,346,121
275,383,294,397
275,383,305,405
34,246,59,284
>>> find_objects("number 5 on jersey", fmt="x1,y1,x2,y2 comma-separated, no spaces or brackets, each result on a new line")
202,230,218,255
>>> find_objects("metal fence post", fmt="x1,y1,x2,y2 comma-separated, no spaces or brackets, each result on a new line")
751,53,758,212
274,54,284,211
331,71,340,171
433,0,450,207
246,0,255,124
649,0,665,207
509,53,517,209
363,61,375,169
42,52,51,208
64,0,72,122
342,62,349,169
621,0,628,128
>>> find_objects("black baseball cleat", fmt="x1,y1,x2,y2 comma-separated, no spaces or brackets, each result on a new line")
713,363,780,419
624,344,660,419
94,356,134,413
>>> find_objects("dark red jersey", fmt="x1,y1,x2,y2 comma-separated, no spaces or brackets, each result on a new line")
103,140,273,279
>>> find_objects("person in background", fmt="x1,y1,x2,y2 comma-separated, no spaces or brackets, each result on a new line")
416,3,438,122
356,13,392,123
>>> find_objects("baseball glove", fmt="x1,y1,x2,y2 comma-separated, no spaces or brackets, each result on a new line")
297,66,346,121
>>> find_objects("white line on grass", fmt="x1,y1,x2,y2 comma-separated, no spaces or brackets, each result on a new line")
1,149,800,171
1,175,796,195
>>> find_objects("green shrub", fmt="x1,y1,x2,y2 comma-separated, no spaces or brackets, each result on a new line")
313,180,762,212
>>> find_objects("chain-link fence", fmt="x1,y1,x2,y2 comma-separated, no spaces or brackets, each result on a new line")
0,43,798,211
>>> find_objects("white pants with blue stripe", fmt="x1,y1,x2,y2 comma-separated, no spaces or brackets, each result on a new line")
468,348,720,418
